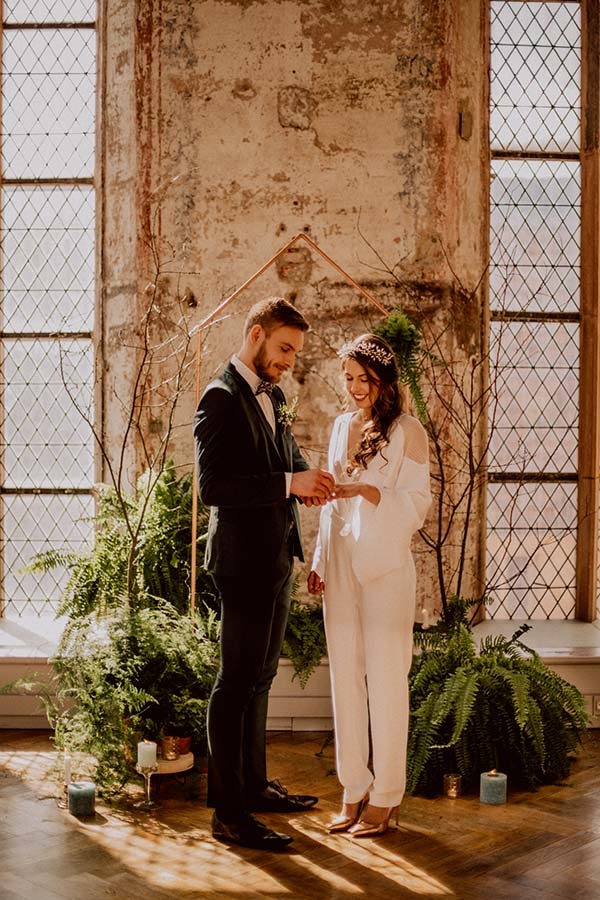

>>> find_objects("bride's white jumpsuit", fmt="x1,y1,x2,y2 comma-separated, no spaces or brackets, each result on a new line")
312,412,431,808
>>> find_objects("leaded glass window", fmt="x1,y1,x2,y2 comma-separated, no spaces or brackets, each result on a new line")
0,0,96,618
487,1,582,619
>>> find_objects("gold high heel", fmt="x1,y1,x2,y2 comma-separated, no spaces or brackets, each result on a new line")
326,796,368,834
348,804,399,838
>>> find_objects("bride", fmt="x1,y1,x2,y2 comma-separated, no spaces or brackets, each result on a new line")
308,332,431,837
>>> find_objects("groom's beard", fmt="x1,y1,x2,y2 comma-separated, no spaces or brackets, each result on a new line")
253,344,280,383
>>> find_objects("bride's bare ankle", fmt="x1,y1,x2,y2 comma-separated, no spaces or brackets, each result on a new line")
361,804,391,825
342,800,361,817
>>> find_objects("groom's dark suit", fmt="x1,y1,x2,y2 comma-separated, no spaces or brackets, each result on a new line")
194,361,309,820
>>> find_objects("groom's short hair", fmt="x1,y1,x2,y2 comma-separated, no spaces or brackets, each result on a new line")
244,296,309,337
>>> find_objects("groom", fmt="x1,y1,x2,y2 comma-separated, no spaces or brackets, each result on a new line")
194,296,334,851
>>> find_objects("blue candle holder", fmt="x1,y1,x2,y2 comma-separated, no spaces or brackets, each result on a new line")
479,771,507,804
68,781,96,817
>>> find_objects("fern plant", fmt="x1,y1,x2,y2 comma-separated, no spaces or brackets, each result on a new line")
374,306,428,420
17,463,221,794
408,597,588,796
281,583,327,688
29,601,220,795
27,460,217,617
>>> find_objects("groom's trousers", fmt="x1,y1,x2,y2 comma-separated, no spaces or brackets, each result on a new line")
207,552,294,821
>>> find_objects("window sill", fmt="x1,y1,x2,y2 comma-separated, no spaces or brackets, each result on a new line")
472,619,600,664
0,615,64,661
472,619,600,726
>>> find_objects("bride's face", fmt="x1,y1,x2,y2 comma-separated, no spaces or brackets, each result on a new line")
343,358,380,413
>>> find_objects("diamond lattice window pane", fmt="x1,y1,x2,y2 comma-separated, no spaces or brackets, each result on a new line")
2,493,93,619
2,338,94,489
490,159,580,314
2,185,94,333
489,320,578,473
2,28,95,179
4,1,95,23
487,481,576,619
491,1,581,153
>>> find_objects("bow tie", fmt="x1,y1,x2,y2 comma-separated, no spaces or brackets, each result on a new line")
256,380,273,396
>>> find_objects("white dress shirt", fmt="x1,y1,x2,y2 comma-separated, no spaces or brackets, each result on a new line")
231,355,292,496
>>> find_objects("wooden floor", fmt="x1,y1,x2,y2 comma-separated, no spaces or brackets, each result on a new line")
2,730,600,900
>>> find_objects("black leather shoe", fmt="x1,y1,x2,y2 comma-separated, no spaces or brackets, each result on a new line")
248,779,319,813
211,811,293,851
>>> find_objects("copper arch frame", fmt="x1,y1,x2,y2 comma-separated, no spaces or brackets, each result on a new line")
190,231,388,613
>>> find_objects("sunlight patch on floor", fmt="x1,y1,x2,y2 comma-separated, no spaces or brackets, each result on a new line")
1,747,454,897
293,816,454,896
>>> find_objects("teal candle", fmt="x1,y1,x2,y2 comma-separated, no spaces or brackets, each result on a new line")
68,781,96,817
479,770,507,804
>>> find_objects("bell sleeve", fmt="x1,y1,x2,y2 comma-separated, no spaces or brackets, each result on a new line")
351,415,431,585
310,414,346,580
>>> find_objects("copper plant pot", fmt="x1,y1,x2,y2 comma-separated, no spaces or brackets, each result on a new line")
178,736,192,755
160,736,180,760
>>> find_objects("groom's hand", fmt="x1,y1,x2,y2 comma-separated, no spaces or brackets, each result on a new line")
291,468,334,502
303,495,329,507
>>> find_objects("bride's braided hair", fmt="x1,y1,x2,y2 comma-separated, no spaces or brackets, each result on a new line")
339,333,403,471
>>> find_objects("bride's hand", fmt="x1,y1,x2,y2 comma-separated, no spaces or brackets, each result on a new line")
332,482,381,505
308,571,325,595
332,482,362,499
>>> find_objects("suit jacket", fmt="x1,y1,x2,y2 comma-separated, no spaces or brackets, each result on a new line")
193,362,309,577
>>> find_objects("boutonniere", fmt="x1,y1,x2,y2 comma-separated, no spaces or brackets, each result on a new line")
277,397,299,432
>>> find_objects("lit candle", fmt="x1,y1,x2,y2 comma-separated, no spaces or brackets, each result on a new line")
443,773,462,798
137,740,157,768
68,781,96,817
480,769,507,804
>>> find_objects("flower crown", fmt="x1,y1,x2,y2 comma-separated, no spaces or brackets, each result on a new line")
338,340,395,367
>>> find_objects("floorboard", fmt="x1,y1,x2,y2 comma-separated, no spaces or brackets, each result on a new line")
1,729,600,899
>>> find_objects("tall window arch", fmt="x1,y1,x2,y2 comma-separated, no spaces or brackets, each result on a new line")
487,0,599,621
0,0,96,618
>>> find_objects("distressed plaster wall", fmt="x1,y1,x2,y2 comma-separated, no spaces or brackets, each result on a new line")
100,0,489,609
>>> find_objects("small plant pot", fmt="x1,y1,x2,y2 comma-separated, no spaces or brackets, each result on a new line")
160,736,180,760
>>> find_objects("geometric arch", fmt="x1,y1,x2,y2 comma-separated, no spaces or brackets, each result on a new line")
191,231,388,611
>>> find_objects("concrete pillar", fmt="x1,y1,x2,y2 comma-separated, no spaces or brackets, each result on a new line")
100,0,489,607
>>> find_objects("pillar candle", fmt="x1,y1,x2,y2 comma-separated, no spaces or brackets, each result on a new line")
68,781,96,817
480,770,507,804
137,740,157,767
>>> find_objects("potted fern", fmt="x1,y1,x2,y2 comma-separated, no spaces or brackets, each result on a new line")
407,597,588,797
48,601,218,792
23,463,220,795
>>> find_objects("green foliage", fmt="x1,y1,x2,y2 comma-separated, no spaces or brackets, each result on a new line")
19,462,221,795
281,588,327,688
49,601,219,795
408,597,589,796
374,306,428,420
27,461,217,617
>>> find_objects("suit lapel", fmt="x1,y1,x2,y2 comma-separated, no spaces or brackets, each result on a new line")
226,363,285,464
